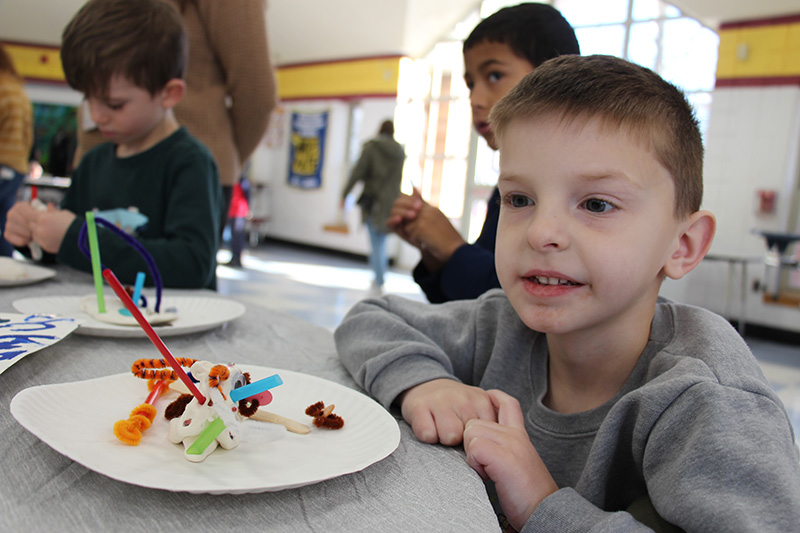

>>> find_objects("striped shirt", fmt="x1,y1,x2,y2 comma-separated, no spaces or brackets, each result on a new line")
0,71,32,175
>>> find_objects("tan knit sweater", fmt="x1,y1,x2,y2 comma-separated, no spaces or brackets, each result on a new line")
76,0,277,187
0,71,33,175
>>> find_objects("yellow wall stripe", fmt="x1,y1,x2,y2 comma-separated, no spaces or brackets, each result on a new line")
277,56,402,100
716,16,800,83
2,42,65,83
3,41,404,99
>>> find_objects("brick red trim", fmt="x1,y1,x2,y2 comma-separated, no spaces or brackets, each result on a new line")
280,93,397,102
715,76,800,88
720,13,800,30
277,54,404,70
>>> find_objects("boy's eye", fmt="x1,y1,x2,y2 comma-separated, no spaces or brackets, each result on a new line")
502,193,533,209
487,71,503,83
583,198,615,213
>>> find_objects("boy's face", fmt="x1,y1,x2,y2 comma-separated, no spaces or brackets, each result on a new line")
495,114,684,340
464,40,534,150
86,74,170,152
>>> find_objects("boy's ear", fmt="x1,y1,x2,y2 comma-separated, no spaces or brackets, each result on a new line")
663,210,716,280
160,79,186,109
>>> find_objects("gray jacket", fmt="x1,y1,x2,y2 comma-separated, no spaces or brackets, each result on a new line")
335,290,800,532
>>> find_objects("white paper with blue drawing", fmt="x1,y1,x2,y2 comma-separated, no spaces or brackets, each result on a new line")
0,314,78,375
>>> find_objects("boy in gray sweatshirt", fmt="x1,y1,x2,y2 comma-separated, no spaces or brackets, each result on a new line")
335,55,800,532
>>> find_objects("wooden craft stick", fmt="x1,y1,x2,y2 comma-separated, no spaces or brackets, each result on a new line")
250,410,310,434
170,380,190,394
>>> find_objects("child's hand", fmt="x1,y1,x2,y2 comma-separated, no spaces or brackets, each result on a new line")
30,205,76,254
464,389,558,532
386,187,424,234
400,378,497,445
3,201,37,247
401,202,466,263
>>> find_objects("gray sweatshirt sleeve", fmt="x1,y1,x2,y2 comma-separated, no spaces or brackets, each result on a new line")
334,293,498,408
641,381,800,532
524,380,800,532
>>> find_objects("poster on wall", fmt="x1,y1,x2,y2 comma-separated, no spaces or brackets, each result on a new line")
288,111,328,189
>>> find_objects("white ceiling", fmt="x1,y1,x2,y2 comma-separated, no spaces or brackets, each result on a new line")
0,0,798,65
669,0,800,28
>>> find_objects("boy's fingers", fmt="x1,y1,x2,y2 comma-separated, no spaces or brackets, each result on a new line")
409,409,439,444
432,410,465,445
487,389,525,429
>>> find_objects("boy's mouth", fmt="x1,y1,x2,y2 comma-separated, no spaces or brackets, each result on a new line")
526,275,580,286
474,121,491,136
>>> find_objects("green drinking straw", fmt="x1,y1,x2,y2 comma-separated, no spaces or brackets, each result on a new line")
85,211,105,313
186,417,226,455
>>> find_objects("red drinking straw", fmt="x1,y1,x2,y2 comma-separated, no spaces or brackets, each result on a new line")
145,379,168,405
102,268,206,404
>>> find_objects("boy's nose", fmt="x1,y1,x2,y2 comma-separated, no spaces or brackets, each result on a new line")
526,209,569,252
87,101,108,125
470,83,490,114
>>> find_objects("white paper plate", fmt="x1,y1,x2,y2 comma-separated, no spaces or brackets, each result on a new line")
12,295,245,338
11,366,400,494
0,262,56,287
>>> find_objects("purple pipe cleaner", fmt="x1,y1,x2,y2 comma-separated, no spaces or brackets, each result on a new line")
78,216,164,313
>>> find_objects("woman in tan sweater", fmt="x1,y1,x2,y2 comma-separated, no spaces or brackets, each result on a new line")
0,45,33,256
76,0,277,215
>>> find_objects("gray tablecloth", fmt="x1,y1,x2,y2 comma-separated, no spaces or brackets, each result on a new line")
1,266,499,532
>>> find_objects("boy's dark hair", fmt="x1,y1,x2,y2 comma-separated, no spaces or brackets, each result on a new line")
464,3,580,66
61,0,187,98
490,55,703,218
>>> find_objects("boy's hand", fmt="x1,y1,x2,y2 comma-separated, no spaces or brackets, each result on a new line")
464,389,558,532
4,202,37,247
386,187,424,233
387,187,467,267
401,203,466,263
400,378,497,445
31,205,76,254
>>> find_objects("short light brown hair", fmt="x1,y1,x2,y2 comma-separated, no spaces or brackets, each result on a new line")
60,0,187,98
490,54,703,217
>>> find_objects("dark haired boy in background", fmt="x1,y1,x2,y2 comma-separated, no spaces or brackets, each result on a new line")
387,3,579,303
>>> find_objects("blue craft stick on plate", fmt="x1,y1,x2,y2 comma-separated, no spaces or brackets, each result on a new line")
119,272,146,316
230,374,283,403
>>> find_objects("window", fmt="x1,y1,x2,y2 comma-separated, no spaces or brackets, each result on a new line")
554,0,719,135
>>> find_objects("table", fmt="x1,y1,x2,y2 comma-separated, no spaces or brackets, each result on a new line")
702,254,761,336
0,266,500,532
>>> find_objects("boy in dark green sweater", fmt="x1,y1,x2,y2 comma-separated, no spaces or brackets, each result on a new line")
5,0,221,289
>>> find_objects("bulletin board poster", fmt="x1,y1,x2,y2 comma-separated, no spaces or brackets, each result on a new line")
288,111,328,189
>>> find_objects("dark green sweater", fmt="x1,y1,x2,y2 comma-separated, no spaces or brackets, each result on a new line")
59,127,222,289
